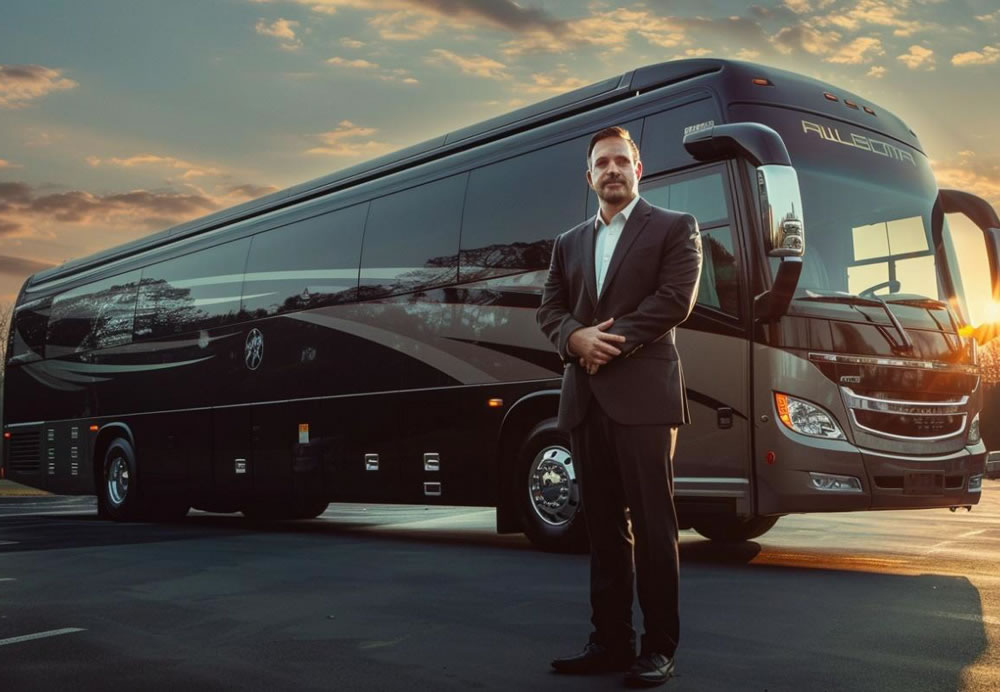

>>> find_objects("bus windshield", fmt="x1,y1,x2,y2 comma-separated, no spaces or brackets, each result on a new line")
735,105,972,325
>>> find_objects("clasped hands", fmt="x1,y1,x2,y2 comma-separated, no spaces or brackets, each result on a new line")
568,318,626,375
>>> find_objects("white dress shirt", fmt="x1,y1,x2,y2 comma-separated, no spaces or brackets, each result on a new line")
594,194,641,297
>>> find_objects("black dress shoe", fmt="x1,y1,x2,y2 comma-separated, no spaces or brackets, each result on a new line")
551,642,636,674
624,652,675,687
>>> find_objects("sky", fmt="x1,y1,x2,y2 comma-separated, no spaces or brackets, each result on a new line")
1,0,999,318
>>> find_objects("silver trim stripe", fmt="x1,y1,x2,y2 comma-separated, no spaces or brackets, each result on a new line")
809,351,979,375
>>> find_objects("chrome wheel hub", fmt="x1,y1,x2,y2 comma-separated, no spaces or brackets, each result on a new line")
107,455,129,507
528,444,579,527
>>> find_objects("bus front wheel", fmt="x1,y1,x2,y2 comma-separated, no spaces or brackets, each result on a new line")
691,515,779,542
515,420,589,553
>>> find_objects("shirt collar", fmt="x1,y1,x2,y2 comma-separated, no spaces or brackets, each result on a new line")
596,194,641,230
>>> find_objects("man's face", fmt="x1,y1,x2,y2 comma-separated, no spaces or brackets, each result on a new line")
587,137,642,206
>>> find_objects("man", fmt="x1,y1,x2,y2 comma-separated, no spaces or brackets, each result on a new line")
537,126,702,687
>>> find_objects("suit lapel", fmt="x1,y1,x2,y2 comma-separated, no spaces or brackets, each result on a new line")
581,216,598,307
598,198,651,305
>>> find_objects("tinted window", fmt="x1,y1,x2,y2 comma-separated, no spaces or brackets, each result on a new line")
9,296,50,364
243,203,367,317
46,271,141,357
643,169,740,316
360,175,465,299
640,99,720,174
460,137,588,281
134,238,250,339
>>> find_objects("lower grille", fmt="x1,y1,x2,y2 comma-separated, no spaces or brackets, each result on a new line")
7,431,41,473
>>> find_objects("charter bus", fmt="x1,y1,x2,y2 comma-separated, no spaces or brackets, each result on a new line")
3,59,997,551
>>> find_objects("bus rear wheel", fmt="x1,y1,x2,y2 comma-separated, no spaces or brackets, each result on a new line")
98,438,144,521
692,515,779,542
515,420,589,553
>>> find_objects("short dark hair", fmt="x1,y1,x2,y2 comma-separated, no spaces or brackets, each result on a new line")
587,126,640,166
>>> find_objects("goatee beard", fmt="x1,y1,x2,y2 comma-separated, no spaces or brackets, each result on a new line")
598,186,630,205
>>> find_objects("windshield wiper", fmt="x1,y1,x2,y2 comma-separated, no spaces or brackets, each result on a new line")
795,292,914,353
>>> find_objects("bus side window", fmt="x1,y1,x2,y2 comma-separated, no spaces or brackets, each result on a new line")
242,202,367,317
460,136,589,282
46,271,141,358
641,168,740,317
9,296,51,364
360,174,466,299
134,238,251,340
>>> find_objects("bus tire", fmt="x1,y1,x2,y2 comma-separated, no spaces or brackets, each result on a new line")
515,420,589,554
291,499,329,519
97,437,144,522
691,515,779,542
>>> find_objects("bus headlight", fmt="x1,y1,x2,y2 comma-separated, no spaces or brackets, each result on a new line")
967,413,981,445
774,392,845,440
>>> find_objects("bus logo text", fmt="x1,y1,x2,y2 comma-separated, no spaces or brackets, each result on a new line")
801,120,916,166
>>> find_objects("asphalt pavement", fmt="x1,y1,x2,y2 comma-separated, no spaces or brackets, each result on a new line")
1,485,999,691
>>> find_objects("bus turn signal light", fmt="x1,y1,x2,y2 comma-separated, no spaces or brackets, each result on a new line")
89,425,99,432
2,432,9,439
488,398,504,408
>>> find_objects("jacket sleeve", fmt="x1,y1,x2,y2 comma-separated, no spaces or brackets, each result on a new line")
607,213,702,357
537,233,586,362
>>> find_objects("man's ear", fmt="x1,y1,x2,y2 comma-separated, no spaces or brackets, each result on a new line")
585,167,594,189
634,159,643,183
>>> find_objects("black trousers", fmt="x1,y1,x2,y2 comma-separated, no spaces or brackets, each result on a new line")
570,399,680,656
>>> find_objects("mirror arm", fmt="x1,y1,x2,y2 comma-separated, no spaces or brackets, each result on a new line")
754,257,803,321
939,188,1000,302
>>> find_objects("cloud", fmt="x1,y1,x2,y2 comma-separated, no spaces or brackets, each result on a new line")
784,0,812,13
867,65,887,78
897,44,934,70
255,18,303,50
735,48,761,60
427,48,509,79
952,46,1000,66
517,71,589,95
772,23,841,56
0,254,55,276
975,10,999,21
228,184,280,199
326,56,418,84
817,0,929,37
502,7,686,56
931,155,1000,211
826,36,884,64
86,153,222,179
306,120,393,157
327,56,380,69
340,37,365,48
672,48,713,59
0,177,279,243
0,159,20,169
0,64,78,109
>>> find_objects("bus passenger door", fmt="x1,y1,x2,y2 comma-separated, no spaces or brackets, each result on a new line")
638,165,753,515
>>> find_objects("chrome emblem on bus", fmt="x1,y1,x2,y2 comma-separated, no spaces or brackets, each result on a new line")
245,328,264,371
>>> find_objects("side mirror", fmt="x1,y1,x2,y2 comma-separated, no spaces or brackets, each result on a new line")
684,122,805,318
939,188,1000,301
757,165,805,258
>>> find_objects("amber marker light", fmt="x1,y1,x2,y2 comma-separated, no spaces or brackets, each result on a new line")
774,392,793,428
89,425,99,432
751,78,773,86
823,92,838,101
863,106,876,115
3,432,9,439
488,398,504,408
844,99,859,109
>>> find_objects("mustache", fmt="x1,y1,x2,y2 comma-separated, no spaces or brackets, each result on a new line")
600,175,626,186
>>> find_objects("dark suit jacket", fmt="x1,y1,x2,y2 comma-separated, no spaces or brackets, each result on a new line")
537,197,703,430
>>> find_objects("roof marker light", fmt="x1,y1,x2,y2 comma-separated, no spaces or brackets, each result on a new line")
823,92,838,101
863,106,876,115
752,78,773,86
844,99,859,109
